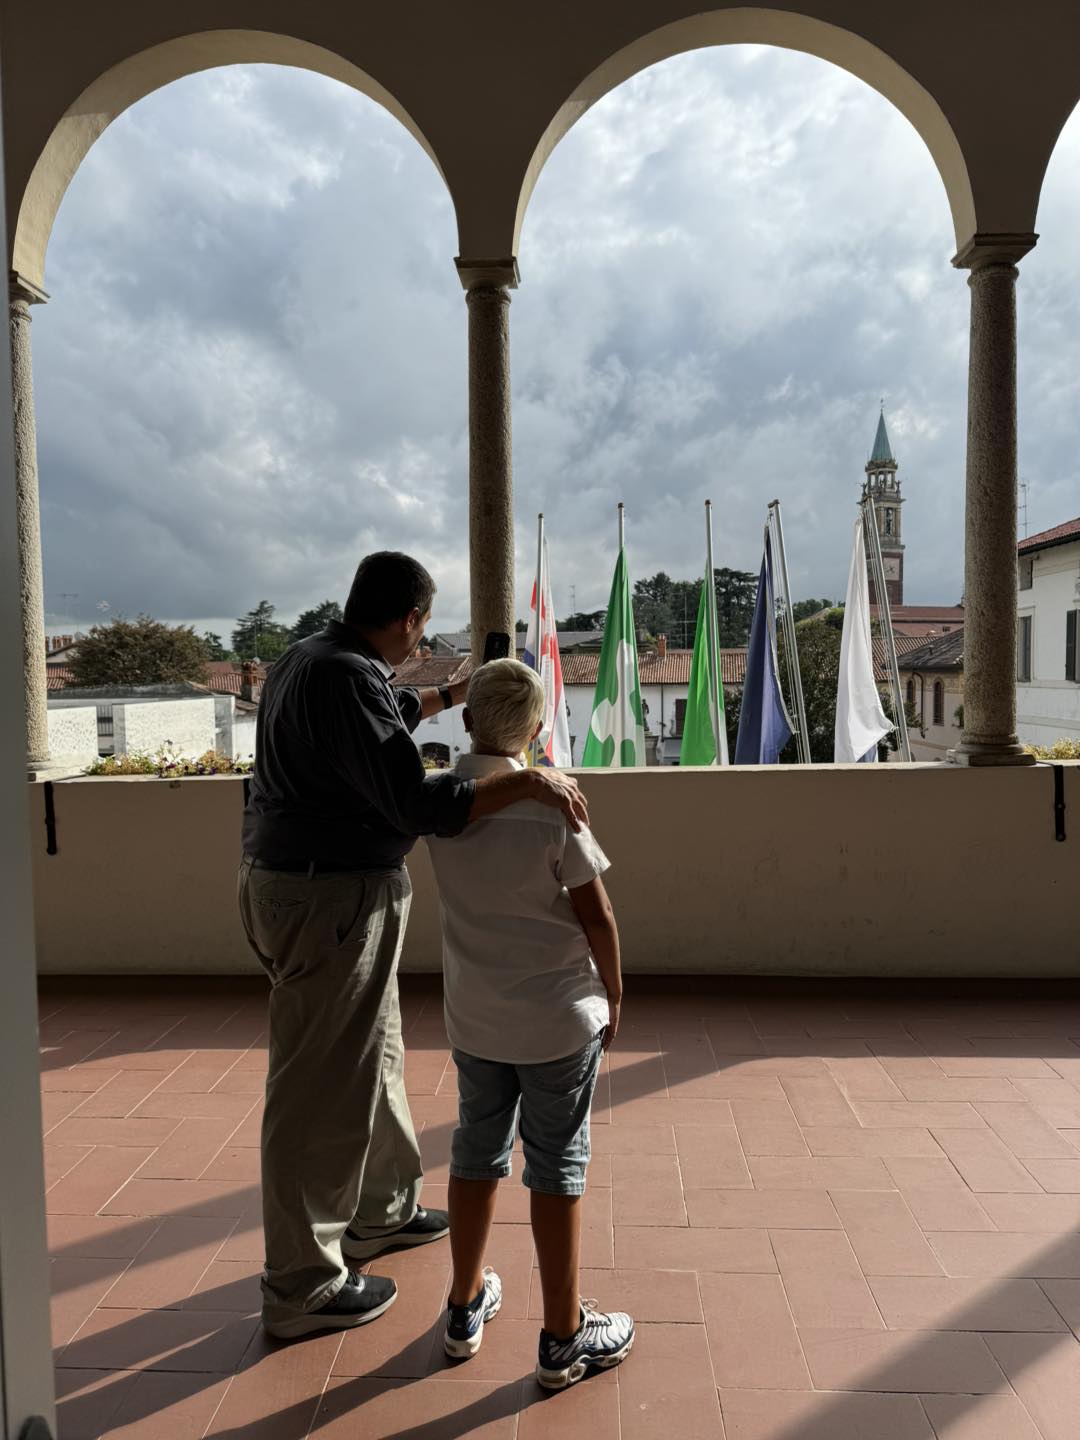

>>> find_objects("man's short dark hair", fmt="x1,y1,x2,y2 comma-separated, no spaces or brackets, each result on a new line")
344,552,436,629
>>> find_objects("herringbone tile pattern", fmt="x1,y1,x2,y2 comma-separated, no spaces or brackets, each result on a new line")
40,977,1080,1438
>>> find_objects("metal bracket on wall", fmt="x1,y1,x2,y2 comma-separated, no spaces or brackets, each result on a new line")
1053,764,1066,842
43,781,57,855
19,1418,56,1440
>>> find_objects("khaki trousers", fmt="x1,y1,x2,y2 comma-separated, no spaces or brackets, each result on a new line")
237,859,423,1327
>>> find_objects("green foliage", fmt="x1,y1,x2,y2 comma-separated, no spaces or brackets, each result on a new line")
291,599,343,641
558,609,607,633
232,601,291,661
70,615,209,687
776,619,842,763
791,598,834,622
86,746,254,777
631,568,758,648
200,631,232,661
822,606,846,631
1025,737,1080,759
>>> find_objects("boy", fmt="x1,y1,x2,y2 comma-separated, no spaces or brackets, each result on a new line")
426,658,634,1390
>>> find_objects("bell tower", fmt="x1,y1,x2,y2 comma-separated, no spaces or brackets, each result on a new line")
862,406,904,606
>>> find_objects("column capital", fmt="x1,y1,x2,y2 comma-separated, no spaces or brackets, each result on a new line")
454,256,519,292
951,232,1037,271
9,270,49,307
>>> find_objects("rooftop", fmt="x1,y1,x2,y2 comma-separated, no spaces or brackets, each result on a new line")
869,409,896,466
895,629,966,673
41,973,1080,1440
1018,517,1080,556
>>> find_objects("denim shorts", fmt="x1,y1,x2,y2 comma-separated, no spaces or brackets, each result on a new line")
450,1034,605,1197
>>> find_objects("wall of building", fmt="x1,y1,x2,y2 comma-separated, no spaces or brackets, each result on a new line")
1017,540,1080,746
29,764,1080,978
902,673,965,761
112,698,216,759
45,705,99,767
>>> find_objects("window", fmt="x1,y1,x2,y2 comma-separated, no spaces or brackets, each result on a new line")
933,681,944,726
1018,615,1033,682
905,678,914,707
884,507,894,536
1019,556,1033,590
1068,611,1079,683
674,698,687,737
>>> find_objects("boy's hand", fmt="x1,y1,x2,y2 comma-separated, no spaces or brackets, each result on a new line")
602,993,621,1051
529,768,589,832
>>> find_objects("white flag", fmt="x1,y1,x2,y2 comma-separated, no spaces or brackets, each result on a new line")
835,513,891,763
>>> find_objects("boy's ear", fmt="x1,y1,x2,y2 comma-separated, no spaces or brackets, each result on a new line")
530,721,543,741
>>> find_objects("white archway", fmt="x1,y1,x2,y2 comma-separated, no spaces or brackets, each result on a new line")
13,29,446,291
514,8,975,259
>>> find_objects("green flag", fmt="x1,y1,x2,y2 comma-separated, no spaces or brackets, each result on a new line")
681,576,729,765
581,548,646,767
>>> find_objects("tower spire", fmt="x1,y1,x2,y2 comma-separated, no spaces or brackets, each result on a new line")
862,405,903,606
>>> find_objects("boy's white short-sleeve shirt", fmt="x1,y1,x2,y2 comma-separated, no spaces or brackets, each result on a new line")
425,752,610,1064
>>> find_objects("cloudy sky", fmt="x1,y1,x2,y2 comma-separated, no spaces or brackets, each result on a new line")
32,47,1080,641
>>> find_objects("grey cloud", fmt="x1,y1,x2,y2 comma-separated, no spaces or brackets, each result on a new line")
32,49,1080,640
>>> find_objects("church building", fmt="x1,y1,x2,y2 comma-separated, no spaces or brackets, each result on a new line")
863,408,904,606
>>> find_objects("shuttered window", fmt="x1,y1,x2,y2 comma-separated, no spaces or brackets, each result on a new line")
933,681,945,726
1017,615,1033,682
1067,611,1079,683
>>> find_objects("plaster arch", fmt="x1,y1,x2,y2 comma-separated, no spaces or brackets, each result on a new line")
513,8,975,261
12,29,446,293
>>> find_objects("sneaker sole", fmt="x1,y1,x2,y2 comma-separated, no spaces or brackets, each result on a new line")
535,1332,635,1391
342,1225,450,1262
443,1297,503,1359
263,1288,398,1340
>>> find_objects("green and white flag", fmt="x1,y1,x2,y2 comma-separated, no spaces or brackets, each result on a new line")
681,574,730,766
581,547,646,767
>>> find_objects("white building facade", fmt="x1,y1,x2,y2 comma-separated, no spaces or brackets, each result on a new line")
1016,520,1080,748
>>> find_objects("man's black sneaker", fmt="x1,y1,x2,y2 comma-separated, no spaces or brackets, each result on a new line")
342,1207,450,1261
444,1267,503,1359
536,1300,635,1390
263,1270,397,1339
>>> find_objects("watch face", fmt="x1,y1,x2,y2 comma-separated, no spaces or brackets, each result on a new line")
883,557,900,580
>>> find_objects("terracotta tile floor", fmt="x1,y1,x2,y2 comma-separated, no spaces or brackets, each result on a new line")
38,975,1080,1440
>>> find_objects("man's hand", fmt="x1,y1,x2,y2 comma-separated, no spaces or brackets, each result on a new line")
449,677,470,707
528,767,589,832
602,993,621,1051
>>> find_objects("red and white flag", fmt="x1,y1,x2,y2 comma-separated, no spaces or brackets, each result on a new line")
523,537,573,767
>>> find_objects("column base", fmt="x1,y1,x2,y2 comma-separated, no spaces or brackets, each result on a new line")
27,761,86,782
947,738,1035,767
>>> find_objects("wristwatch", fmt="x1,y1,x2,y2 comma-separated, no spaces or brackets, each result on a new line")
438,685,453,710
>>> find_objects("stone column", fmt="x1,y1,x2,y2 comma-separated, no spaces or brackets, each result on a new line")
9,272,50,774
948,234,1037,767
456,258,518,665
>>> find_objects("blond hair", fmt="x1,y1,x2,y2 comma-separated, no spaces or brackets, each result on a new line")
467,658,545,755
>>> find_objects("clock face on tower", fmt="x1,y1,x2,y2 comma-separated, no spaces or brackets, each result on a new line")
883,557,900,580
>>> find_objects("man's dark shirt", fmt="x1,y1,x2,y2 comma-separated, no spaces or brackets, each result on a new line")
242,622,475,868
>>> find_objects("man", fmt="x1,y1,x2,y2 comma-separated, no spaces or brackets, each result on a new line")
238,551,587,1339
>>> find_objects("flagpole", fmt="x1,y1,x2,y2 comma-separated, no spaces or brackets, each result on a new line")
768,500,811,764
861,495,912,761
704,500,724,765
533,513,545,677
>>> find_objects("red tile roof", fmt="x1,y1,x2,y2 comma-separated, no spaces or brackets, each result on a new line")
1018,516,1080,554
393,656,472,687
561,649,748,686
873,633,949,681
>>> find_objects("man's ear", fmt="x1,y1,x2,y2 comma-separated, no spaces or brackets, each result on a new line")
404,607,422,634
462,707,473,734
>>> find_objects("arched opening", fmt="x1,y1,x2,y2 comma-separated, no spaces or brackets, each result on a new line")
513,43,966,620
933,679,945,726
31,59,467,649
12,30,446,292
515,9,974,256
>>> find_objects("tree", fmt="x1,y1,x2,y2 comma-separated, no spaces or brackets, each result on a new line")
713,567,758,648
292,599,343,641
792,598,833,622
633,571,676,642
776,618,842,763
558,609,606,633
232,601,292,661
200,631,231,661
70,615,209,687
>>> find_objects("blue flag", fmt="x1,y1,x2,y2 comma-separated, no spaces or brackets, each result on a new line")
735,532,794,764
